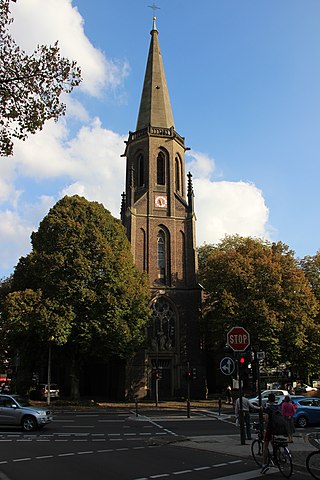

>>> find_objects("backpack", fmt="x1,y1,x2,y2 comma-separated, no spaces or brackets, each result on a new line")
270,407,289,436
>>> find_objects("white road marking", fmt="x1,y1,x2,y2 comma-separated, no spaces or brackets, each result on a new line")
75,415,99,417
61,425,94,428
98,419,125,422
150,475,170,479
172,470,192,475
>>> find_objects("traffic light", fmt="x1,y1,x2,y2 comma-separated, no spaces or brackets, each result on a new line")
185,369,193,382
154,369,162,380
238,350,252,370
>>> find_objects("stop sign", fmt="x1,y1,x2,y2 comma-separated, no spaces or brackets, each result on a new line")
227,326,250,352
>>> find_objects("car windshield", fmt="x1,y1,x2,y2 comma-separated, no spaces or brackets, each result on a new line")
13,396,32,407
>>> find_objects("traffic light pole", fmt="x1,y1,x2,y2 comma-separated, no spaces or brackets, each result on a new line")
155,375,159,407
253,348,264,432
238,353,246,445
187,362,191,418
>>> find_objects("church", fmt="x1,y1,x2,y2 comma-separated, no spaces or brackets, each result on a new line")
121,17,206,400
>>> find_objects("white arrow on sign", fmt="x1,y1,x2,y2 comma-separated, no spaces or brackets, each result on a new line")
220,357,235,376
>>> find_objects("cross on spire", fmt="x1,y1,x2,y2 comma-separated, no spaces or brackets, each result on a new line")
148,3,160,15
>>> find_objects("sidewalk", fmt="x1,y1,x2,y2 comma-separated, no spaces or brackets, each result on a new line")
173,423,316,469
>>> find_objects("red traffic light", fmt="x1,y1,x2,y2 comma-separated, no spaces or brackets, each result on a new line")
239,357,246,364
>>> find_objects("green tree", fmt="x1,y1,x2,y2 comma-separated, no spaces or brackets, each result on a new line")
300,252,320,300
2,195,151,398
299,252,320,378
198,236,319,380
0,276,13,373
0,0,81,156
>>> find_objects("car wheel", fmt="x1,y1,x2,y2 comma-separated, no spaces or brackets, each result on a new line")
22,415,38,432
297,415,308,428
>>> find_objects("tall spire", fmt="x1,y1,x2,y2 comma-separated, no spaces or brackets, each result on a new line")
136,17,174,131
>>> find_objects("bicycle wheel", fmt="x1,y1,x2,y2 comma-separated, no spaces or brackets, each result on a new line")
274,445,293,478
306,451,320,480
251,439,264,466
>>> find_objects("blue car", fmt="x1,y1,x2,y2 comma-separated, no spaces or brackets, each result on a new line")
292,396,320,428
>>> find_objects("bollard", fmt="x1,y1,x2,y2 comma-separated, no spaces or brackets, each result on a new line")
135,398,138,417
187,399,191,418
218,397,222,416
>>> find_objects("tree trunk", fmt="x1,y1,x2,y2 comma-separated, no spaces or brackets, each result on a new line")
69,353,80,400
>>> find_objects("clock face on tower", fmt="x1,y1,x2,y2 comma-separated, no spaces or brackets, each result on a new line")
155,195,167,208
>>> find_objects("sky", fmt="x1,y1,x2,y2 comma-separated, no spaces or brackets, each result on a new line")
1,0,320,279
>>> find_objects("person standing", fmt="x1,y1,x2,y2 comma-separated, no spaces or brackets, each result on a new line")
235,395,253,440
282,395,295,443
226,385,233,404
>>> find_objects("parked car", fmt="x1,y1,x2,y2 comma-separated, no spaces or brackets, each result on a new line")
292,397,320,427
294,383,318,394
30,383,60,401
0,394,52,431
248,389,289,408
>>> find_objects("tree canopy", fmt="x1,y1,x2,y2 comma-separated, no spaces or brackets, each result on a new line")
2,196,151,398
198,236,319,380
0,0,81,156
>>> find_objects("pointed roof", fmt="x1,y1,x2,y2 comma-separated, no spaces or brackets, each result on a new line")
136,17,174,131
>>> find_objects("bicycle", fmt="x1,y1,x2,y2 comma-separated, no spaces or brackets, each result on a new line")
251,421,293,478
306,433,320,480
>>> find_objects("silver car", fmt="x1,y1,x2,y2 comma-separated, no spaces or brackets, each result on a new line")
0,394,52,431
248,389,289,408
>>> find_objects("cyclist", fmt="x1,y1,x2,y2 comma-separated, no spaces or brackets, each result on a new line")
261,392,280,474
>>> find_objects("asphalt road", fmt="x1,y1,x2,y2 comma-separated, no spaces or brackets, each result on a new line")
0,408,316,480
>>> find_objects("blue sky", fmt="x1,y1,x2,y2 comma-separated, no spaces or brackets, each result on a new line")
1,0,320,279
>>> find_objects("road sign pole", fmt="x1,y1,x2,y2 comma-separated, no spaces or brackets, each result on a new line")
186,362,191,418
238,353,246,445
155,376,159,407
227,327,251,446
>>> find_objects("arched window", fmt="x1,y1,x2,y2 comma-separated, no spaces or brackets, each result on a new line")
157,152,165,185
157,231,165,282
175,157,180,192
157,227,170,285
150,296,177,351
141,228,146,271
137,154,144,187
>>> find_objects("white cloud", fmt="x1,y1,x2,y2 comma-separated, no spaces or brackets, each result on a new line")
186,150,216,178
0,210,33,278
9,0,129,97
60,118,126,216
187,151,270,246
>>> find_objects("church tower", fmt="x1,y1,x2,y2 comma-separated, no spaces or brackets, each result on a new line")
121,17,204,399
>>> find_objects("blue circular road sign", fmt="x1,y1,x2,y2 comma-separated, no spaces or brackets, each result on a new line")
220,357,235,376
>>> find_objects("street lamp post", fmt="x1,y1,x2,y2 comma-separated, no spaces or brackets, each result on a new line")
47,337,55,406
47,344,52,406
